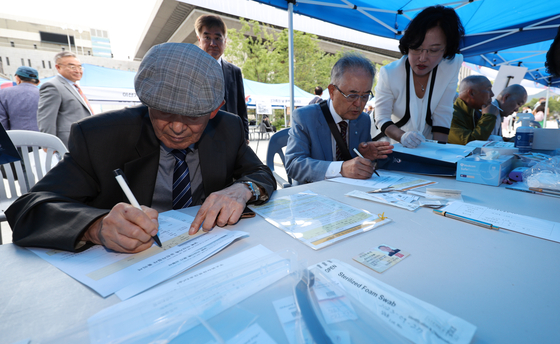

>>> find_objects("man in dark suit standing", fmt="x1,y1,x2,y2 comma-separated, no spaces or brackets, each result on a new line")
7,43,275,253
195,15,249,143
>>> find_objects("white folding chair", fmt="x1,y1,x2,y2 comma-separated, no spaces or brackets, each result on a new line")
0,130,67,229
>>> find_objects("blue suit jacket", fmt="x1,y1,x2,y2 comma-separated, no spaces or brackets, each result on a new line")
285,102,372,184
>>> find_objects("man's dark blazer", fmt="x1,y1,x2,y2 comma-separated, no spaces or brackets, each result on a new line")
6,105,275,252
221,60,249,140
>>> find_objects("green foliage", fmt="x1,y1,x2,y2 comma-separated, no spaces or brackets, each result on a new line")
225,19,342,93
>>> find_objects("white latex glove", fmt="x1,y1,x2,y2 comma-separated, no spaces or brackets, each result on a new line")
401,131,425,148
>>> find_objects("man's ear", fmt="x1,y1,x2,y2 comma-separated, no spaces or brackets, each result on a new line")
209,100,225,119
327,84,336,99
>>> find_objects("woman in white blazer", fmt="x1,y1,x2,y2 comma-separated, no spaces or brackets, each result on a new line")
373,5,464,148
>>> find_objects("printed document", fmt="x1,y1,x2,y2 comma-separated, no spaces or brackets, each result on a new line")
311,259,476,344
251,191,391,250
439,202,560,243
28,210,248,297
329,170,435,191
393,142,474,163
88,245,291,343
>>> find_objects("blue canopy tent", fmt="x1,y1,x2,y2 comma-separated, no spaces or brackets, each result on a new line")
248,0,560,109
243,79,315,107
39,64,140,104
78,64,140,105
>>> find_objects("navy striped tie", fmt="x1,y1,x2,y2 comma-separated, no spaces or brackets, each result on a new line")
171,149,192,209
335,121,348,161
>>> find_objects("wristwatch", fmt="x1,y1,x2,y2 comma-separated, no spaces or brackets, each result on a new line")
241,181,261,201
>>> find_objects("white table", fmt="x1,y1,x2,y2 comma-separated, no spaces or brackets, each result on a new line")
1,174,559,344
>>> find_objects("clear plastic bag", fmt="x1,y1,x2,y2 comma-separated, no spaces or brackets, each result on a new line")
524,156,560,190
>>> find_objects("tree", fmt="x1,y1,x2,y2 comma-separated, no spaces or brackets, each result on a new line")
224,19,342,93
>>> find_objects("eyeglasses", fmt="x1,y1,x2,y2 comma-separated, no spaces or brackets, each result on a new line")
408,47,445,57
202,36,224,43
58,64,83,71
333,85,372,102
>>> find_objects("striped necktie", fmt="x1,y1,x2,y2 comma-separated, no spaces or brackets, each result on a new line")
73,83,94,114
171,149,192,209
335,121,348,161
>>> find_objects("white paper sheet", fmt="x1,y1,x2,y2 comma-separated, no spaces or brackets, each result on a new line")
438,202,560,243
88,246,291,344
251,191,391,250
28,210,248,297
393,142,474,163
345,190,420,211
311,259,477,344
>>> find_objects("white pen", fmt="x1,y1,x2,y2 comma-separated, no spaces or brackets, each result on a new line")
113,168,162,247
353,148,380,177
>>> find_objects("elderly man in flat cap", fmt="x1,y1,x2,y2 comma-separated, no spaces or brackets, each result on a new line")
7,43,276,253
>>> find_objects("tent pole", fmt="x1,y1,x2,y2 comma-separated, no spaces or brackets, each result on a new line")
288,1,295,115
544,86,550,128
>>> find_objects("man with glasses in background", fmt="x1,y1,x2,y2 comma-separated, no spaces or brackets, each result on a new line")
37,51,93,147
285,53,393,185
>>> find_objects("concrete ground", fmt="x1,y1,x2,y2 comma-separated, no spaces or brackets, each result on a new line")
0,135,287,245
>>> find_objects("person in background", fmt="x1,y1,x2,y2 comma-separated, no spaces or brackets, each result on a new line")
261,115,276,132
309,86,323,104
448,75,497,144
0,66,40,131
285,53,393,185
490,84,527,138
195,15,249,143
546,26,560,77
373,5,464,148
37,51,93,147
7,43,275,253
532,97,548,128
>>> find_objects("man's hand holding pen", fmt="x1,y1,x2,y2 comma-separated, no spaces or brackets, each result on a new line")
81,204,160,253
343,142,393,179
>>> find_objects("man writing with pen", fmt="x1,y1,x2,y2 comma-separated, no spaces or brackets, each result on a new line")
285,53,393,185
6,43,276,253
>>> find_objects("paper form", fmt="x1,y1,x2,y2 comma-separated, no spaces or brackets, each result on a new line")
251,191,391,250
28,210,248,297
226,323,277,344
273,296,350,344
393,142,474,163
329,173,403,189
439,202,560,243
88,246,291,344
311,259,477,344
345,190,420,211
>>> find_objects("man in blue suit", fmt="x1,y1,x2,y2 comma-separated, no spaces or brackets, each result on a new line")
286,54,393,184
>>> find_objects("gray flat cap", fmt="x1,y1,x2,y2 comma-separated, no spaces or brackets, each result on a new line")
135,43,225,117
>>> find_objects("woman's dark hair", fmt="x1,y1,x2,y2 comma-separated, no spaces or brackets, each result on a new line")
398,5,465,60
545,26,560,77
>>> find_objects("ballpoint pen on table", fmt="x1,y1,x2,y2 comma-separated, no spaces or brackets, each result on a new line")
529,187,560,197
353,147,380,177
113,168,163,247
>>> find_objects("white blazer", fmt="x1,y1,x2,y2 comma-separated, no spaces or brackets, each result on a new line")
373,54,463,143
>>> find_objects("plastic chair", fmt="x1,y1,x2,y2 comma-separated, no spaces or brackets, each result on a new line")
266,128,292,188
0,130,68,231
